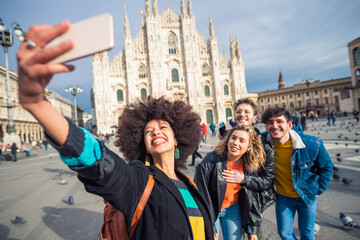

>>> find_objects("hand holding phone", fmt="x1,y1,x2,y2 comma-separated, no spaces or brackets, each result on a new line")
46,13,114,63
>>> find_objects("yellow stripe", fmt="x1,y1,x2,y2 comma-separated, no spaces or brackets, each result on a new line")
189,216,205,240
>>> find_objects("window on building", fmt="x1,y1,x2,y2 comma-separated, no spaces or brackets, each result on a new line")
282,96,285,100
324,89,328,94
298,93,301,97
171,68,179,82
267,98,270,102
224,85,229,95
306,92,309,97
325,97,329,104
202,63,210,76
141,88,147,100
315,99,319,105
206,109,213,124
261,99,263,103
117,89,123,102
168,33,177,54
139,64,146,78
353,47,360,66
275,104,279,108
289,94,293,99
298,101,302,107
333,88,339,92
315,90,318,95
290,102,294,108
334,96,339,103
282,103,286,108
274,97,277,100
204,85,210,96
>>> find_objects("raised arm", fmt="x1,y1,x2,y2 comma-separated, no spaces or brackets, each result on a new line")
17,21,74,145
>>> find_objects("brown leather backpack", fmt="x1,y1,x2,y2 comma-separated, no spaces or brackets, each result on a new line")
99,175,155,240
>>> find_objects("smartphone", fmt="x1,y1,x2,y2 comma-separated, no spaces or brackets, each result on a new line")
47,13,114,63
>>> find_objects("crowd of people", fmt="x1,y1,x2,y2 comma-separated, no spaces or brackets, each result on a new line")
10,20,346,240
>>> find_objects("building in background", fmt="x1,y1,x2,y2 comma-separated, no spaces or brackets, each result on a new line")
348,37,360,111
92,0,247,134
0,65,82,143
256,37,360,117
257,75,353,117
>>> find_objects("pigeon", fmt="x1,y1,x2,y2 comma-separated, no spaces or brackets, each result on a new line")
336,153,341,157
11,216,27,225
53,174,61,180
68,195,74,205
336,157,342,162
355,133,359,136
342,177,353,185
339,212,360,229
333,172,340,180
337,135,342,139
335,142,339,145
345,143,348,147
345,137,349,140
59,179,68,185
354,140,358,143
314,222,320,235
333,166,339,172
355,149,359,153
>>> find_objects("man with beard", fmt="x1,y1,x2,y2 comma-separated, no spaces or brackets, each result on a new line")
261,108,333,240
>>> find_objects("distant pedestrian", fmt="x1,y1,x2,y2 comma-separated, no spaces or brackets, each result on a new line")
202,123,208,143
209,123,216,136
43,138,48,151
189,146,202,166
11,142,18,162
353,110,359,123
301,113,307,131
293,112,303,133
0,141,3,160
326,111,331,126
330,110,336,125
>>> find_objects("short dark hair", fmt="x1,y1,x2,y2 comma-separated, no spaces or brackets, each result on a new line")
261,107,291,124
115,96,201,170
234,98,258,116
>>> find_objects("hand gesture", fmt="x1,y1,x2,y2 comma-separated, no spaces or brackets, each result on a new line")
17,21,74,110
222,169,245,184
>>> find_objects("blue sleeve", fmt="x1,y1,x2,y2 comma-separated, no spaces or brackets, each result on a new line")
60,128,102,166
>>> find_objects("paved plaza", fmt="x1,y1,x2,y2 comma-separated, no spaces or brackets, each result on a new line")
0,117,359,239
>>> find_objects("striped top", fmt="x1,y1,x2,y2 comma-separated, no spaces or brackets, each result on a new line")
172,179,205,240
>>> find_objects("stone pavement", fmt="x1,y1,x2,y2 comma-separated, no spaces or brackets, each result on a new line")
0,116,359,239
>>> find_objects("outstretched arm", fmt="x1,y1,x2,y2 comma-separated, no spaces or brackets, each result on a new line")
17,21,74,146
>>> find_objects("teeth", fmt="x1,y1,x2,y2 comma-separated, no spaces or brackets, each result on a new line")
153,139,165,145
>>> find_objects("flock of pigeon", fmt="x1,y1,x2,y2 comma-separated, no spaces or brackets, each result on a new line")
307,117,360,235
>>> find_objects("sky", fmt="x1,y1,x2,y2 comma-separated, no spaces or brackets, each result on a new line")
1,0,360,114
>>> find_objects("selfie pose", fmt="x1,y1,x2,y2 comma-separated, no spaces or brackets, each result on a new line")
195,125,266,240
17,21,214,240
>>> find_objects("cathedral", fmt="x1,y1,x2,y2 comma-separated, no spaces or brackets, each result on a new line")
92,0,248,134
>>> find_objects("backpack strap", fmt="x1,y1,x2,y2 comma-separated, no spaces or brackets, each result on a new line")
129,174,155,238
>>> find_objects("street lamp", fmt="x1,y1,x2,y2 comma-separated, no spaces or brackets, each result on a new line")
302,78,314,114
65,86,83,125
0,18,24,134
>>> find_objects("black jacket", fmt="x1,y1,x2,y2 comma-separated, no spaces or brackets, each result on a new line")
49,120,214,240
194,132,276,235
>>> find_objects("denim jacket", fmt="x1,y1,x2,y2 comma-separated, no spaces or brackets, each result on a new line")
262,130,333,207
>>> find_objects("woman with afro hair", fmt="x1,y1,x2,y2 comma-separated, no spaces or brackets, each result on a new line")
16,22,214,239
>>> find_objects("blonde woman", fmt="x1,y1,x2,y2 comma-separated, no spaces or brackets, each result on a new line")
195,125,270,240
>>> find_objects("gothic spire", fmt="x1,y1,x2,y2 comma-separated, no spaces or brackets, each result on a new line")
124,5,130,36
278,71,286,89
187,0,193,17
235,35,241,59
181,0,186,17
145,0,151,16
209,14,215,40
153,0,158,15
